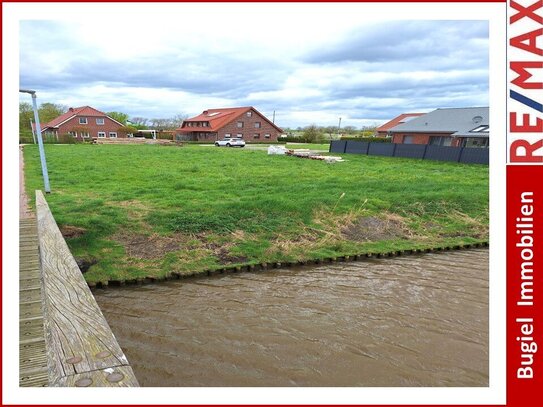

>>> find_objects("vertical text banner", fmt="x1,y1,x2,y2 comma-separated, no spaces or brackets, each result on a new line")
507,0,542,405
506,166,542,404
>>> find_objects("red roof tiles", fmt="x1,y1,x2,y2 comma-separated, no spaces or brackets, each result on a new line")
42,106,118,130
177,106,282,134
376,113,425,133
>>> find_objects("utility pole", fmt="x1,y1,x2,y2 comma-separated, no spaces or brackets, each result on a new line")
20,89,51,193
272,110,276,124
338,117,342,138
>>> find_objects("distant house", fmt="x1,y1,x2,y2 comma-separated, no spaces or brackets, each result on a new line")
375,113,425,137
389,107,489,148
38,106,125,140
176,107,282,142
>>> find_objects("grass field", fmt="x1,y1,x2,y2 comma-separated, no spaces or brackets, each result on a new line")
284,142,330,150
24,144,488,283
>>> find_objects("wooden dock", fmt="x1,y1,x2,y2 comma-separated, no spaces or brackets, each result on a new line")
19,191,139,387
19,217,49,386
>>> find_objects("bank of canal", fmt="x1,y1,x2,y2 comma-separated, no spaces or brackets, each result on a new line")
94,248,488,386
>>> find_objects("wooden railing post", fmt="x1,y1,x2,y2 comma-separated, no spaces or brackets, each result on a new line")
36,190,139,387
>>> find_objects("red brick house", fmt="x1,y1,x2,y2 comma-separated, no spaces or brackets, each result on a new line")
375,113,424,137
38,106,125,140
176,107,282,142
389,107,489,148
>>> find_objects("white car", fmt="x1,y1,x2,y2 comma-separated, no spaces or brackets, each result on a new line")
215,137,245,147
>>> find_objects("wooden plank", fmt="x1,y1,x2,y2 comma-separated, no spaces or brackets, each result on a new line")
52,366,139,387
19,217,48,387
19,288,42,303
20,371,49,387
20,278,42,291
20,340,49,378
35,190,139,387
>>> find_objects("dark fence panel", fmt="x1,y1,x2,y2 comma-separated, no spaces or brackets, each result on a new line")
394,144,427,159
459,148,489,164
329,140,347,153
424,146,463,162
345,141,369,154
368,143,396,157
328,140,488,165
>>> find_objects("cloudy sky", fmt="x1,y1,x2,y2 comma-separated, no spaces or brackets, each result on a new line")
19,15,488,129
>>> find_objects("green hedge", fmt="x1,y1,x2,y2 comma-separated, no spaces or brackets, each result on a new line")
182,140,286,145
340,137,391,143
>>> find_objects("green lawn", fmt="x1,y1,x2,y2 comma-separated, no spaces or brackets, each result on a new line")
284,142,330,150
23,144,488,284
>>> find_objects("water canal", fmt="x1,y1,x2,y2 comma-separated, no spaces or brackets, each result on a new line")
94,249,489,387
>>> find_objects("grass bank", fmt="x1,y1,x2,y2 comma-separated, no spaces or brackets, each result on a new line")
23,144,488,284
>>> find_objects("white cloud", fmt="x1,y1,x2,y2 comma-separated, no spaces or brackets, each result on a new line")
19,14,488,128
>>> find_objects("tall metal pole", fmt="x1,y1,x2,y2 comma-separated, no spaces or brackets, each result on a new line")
338,117,342,137
20,89,51,193
30,118,36,144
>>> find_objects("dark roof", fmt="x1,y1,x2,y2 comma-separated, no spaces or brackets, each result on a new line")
390,107,489,137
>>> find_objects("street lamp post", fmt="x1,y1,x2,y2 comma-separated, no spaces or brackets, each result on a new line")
20,89,51,193
29,119,36,144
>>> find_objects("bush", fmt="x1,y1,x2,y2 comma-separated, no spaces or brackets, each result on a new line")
278,136,304,143
302,125,325,143
19,130,34,144
58,134,81,144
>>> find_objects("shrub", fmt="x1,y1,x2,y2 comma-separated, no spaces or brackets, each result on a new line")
340,136,391,143
19,130,34,144
58,134,80,144
302,125,325,143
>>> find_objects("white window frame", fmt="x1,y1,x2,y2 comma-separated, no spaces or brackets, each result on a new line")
97,132,106,138
254,122,261,128
254,133,260,139
80,132,90,138
109,132,117,138
236,133,243,138
224,133,231,138
246,111,252,117
237,121,244,128
264,133,271,139
96,118,105,125
79,117,88,124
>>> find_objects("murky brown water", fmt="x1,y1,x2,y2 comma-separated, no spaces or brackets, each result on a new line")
95,249,488,387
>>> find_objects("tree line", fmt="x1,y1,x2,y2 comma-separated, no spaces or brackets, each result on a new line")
283,124,378,143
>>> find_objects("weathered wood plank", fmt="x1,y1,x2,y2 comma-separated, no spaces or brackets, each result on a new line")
52,366,139,387
19,217,48,387
20,371,49,387
36,190,139,387
20,301,44,319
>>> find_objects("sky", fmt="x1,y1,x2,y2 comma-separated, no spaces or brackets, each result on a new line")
19,16,489,129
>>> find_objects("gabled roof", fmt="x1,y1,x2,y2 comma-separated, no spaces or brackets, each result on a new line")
376,113,425,133
42,106,123,129
177,106,282,133
389,107,489,137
